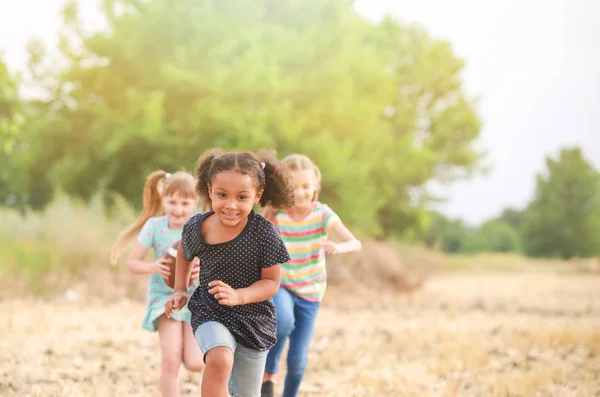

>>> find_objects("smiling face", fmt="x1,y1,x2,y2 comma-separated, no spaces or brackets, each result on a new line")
162,191,198,229
208,170,263,228
290,168,318,210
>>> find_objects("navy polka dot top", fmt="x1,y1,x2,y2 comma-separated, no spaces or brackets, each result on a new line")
181,210,291,351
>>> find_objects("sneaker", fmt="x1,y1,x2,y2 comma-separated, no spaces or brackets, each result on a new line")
261,381,274,397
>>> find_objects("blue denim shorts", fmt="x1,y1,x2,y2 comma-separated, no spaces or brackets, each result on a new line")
195,321,268,397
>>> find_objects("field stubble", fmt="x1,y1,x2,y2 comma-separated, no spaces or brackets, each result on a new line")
1,272,599,397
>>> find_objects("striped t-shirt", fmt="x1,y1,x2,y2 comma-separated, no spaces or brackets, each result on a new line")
272,202,341,302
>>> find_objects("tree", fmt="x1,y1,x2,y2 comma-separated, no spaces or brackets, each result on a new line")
521,147,600,258
0,56,28,211
497,207,524,230
15,0,483,236
422,212,469,253
423,212,522,254
0,48,57,211
368,18,483,236
0,56,20,155
463,220,521,253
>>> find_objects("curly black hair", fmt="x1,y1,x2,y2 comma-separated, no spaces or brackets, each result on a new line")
195,148,295,208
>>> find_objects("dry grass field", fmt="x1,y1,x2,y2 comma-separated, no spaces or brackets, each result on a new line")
1,199,599,396
1,271,599,397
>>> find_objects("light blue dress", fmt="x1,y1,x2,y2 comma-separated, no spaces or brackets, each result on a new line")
137,215,198,332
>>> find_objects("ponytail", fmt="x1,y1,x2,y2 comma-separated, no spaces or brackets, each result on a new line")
110,170,168,265
257,149,295,209
195,148,225,203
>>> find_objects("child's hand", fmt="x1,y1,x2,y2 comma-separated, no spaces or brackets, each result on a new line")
152,258,172,280
208,280,243,306
190,258,200,284
321,241,341,255
165,292,188,318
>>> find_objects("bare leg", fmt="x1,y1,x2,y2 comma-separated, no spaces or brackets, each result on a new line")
182,323,205,373
157,315,183,397
202,346,233,397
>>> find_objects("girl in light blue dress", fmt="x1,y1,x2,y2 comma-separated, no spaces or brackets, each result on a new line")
111,170,207,397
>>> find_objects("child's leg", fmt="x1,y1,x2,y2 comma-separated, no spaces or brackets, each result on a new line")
182,323,204,372
263,288,296,381
203,347,233,397
282,298,320,397
229,345,268,397
157,315,184,397
195,321,236,397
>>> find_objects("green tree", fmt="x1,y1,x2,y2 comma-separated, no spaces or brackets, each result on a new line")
521,147,600,258
0,56,28,210
0,47,57,211
368,18,483,236
463,220,521,253
15,0,483,236
0,56,20,155
422,212,469,253
497,207,524,230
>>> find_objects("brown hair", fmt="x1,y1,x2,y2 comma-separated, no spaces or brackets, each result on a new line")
110,170,198,265
195,148,294,209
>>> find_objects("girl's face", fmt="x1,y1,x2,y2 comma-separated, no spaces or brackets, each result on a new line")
208,170,263,228
162,191,198,229
290,168,318,210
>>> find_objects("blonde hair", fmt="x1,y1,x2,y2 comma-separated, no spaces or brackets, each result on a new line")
282,154,322,201
110,170,198,265
264,154,321,220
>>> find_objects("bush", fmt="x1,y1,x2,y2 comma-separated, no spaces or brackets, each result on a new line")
0,193,134,291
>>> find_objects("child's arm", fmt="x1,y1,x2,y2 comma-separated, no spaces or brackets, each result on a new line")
125,241,171,278
208,264,281,306
322,222,362,255
173,243,195,294
165,239,198,317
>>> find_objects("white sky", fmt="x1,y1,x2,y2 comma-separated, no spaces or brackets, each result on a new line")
1,0,599,225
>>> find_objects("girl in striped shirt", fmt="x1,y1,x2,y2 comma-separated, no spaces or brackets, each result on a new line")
261,154,362,397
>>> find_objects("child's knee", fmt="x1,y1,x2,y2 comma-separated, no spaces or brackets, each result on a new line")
276,316,295,338
183,357,205,373
205,346,234,374
161,353,182,374
286,353,308,374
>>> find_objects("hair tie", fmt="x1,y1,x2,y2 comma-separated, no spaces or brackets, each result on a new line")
165,173,172,179
261,162,265,170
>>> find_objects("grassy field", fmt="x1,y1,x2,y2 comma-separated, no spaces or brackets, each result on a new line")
1,197,599,396
1,272,599,397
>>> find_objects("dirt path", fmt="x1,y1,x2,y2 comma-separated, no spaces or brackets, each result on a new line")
1,272,599,396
